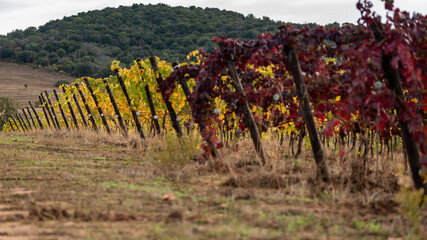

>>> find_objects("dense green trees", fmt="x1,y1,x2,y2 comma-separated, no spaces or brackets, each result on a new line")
0,3,323,78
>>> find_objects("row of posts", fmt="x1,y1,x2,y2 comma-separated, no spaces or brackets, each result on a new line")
8,57,185,139
7,50,318,166
8,56,260,162
8,53,282,164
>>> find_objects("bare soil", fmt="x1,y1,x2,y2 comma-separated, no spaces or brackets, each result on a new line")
0,62,75,106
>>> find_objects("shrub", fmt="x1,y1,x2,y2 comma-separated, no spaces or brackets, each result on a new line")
74,63,94,77
36,57,50,67
55,80,69,87
16,50,35,63
146,131,200,172
0,47,14,59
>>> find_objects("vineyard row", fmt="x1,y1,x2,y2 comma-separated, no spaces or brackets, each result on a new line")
3,0,426,194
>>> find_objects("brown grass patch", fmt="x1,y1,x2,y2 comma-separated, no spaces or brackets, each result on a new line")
0,130,424,239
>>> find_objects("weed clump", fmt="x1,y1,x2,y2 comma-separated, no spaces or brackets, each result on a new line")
146,131,201,172
54,79,69,87
395,164,427,239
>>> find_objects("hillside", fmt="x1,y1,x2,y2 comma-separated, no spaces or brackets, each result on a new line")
0,3,324,78
0,61,74,106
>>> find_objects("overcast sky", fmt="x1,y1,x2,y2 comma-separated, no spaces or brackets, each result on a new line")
0,0,425,35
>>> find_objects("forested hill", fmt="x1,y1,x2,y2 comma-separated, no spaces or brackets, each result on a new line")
0,4,330,78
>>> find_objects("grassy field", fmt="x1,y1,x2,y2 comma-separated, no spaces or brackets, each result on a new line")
0,129,425,240
0,62,74,106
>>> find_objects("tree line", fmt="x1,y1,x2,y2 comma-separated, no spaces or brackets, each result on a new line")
0,3,342,78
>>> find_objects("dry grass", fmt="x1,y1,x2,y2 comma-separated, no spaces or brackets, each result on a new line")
0,129,425,239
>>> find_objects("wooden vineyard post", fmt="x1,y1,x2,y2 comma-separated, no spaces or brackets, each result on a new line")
372,21,427,192
9,119,17,131
53,90,70,130
11,116,21,132
135,60,161,135
226,59,266,164
172,62,192,98
40,94,56,129
44,91,61,130
62,88,81,129
103,79,128,136
26,107,37,130
29,101,44,130
75,83,98,131
171,61,218,158
162,112,167,131
113,70,145,139
14,115,23,131
21,109,33,130
282,39,330,182
144,85,161,135
18,114,30,131
41,105,51,128
38,96,52,128
15,114,27,132
172,62,193,134
149,56,182,137
83,78,110,133
72,93,88,128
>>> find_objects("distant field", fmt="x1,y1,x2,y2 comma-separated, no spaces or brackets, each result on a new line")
0,61,75,106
